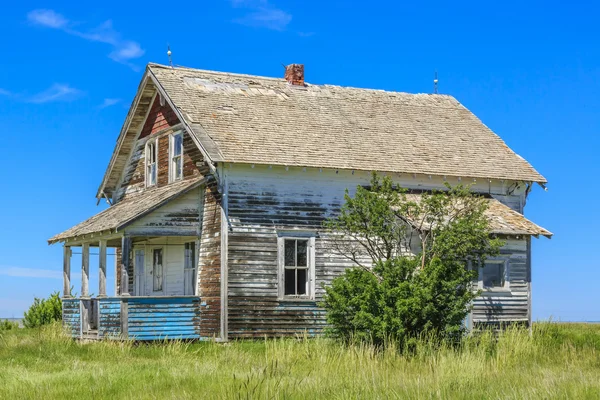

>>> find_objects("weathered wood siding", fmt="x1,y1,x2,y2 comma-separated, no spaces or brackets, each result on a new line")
62,299,80,337
98,298,121,338
197,179,221,338
114,96,202,203
126,188,202,236
126,297,201,340
225,165,530,338
472,238,531,326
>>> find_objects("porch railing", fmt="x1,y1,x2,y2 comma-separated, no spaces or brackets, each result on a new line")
63,296,202,340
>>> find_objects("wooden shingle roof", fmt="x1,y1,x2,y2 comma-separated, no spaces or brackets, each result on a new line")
148,63,546,183
49,177,204,244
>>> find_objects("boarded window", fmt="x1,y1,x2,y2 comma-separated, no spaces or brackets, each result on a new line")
278,236,315,299
146,140,157,186
153,248,163,292
170,132,183,182
184,242,196,295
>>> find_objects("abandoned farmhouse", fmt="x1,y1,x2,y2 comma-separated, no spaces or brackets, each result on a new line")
49,63,551,341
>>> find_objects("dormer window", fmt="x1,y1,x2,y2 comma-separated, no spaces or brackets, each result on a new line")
145,140,157,187
169,132,183,182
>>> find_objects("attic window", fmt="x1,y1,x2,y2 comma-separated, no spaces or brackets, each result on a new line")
169,132,183,182
145,139,157,187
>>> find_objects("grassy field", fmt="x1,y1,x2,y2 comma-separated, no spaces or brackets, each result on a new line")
1,323,600,399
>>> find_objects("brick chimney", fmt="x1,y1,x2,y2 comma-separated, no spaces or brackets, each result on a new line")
284,64,305,86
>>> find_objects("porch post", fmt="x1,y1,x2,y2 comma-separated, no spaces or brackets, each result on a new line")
120,236,131,296
63,245,71,298
81,243,90,298
98,240,107,298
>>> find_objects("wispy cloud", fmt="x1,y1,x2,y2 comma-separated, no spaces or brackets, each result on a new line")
27,84,82,104
230,0,292,31
99,98,121,109
0,266,61,279
297,31,315,37
0,88,11,96
27,9,144,69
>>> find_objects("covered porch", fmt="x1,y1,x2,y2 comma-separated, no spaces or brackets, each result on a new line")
49,178,207,340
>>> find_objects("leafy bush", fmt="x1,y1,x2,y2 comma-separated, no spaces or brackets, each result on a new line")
0,319,19,331
322,173,502,348
23,291,62,328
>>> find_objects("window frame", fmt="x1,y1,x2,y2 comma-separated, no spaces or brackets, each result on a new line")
183,242,197,296
169,131,184,183
145,138,158,187
479,259,510,292
277,234,316,301
151,247,165,294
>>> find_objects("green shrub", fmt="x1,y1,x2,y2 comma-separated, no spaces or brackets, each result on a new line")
322,173,502,348
0,319,19,331
23,291,62,328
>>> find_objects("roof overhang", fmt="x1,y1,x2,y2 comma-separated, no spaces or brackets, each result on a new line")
51,177,205,245
398,193,552,238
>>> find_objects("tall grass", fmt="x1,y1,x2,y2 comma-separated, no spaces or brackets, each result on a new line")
0,323,599,399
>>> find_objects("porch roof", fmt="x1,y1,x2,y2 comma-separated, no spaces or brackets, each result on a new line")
402,193,552,238
48,177,205,244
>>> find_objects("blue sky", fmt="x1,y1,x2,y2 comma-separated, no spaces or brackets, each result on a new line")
0,1,598,321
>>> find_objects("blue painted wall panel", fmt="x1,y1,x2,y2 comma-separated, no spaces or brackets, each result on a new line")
127,297,201,340
99,298,121,339
62,299,80,338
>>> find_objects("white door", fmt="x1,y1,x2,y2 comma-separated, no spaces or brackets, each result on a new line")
134,249,145,296
147,247,165,296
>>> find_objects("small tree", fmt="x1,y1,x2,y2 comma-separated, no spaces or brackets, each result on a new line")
322,173,502,347
23,291,62,328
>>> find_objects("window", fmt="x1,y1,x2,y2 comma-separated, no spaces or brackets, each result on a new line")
152,248,164,292
184,242,197,295
481,260,508,290
278,236,315,299
145,140,157,187
169,132,183,182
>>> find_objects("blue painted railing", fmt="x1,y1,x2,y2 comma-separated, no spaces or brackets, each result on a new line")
64,296,201,341
62,298,81,337
126,297,201,340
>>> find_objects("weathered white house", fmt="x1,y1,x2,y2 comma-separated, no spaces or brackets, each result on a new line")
49,63,551,340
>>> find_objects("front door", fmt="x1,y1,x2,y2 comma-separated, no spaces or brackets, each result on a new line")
147,247,164,296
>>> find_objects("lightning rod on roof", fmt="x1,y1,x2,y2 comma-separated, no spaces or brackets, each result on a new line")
167,44,173,68
433,71,439,94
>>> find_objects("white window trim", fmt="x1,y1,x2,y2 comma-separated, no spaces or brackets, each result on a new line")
479,259,510,292
145,138,158,188
169,131,184,183
149,246,166,295
277,235,316,301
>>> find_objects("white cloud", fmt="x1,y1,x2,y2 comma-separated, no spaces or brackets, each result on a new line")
27,9,144,69
27,84,82,104
99,98,121,108
27,9,68,29
0,266,61,279
231,1,292,31
0,88,11,96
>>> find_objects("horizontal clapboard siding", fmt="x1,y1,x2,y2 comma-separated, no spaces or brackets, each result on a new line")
98,298,121,338
62,299,80,337
472,238,531,324
126,297,201,340
226,166,532,338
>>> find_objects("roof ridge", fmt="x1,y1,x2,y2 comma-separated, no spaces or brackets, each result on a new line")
148,62,456,99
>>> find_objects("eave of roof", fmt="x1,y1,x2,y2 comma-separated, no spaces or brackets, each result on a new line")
49,177,205,244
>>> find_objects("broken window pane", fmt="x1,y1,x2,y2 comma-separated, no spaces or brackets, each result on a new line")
284,268,295,295
297,240,307,266
284,240,295,266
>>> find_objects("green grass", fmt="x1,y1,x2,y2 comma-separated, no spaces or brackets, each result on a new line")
1,323,600,399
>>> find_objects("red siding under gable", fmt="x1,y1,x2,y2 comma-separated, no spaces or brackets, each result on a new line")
139,95,180,139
